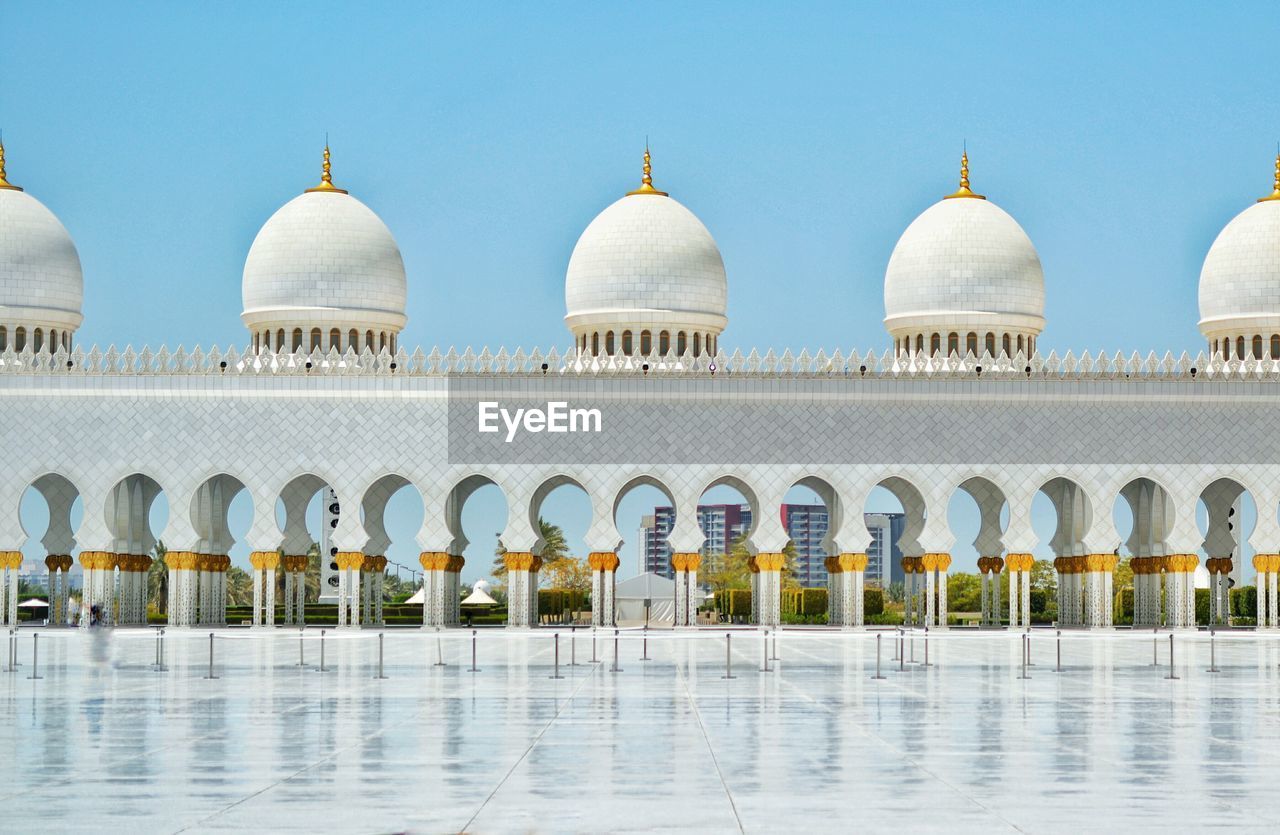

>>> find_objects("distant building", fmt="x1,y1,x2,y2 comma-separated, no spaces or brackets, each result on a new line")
865,513,906,588
641,503,903,586
780,503,829,586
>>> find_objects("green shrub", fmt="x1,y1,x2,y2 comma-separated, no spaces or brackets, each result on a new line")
1195,587,1210,625
800,588,827,616
865,611,903,626
1231,586,1257,617
1029,589,1048,614
1114,588,1134,624
781,611,827,625
864,588,885,617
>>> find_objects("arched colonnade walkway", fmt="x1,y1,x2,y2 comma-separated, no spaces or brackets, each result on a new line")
6,467,1280,631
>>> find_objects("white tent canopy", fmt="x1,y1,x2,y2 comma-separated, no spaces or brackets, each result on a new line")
461,586,497,606
614,572,707,625
407,579,498,607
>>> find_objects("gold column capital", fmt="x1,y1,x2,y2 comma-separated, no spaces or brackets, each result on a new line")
751,552,786,572
503,551,535,571
837,553,868,572
589,551,621,572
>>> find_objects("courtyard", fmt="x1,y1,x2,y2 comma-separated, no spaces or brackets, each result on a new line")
2,627,1279,833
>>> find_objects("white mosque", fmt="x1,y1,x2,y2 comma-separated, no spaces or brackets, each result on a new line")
2,136,1280,634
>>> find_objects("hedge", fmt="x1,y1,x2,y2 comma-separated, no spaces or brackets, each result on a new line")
537,588,589,618
713,589,753,620
781,588,828,617
864,588,885,617
1231,586,1256,617
1115,588,1134,624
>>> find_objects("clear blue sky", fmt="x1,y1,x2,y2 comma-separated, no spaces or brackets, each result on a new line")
7,2,1277,582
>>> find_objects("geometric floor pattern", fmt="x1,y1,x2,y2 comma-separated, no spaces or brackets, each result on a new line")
2,627,1278,833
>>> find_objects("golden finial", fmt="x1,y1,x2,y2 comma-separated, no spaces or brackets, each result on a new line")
626,143,668,196
944,148,985,200
0,135,22,192
1258,149,1280,202
305,143,348,194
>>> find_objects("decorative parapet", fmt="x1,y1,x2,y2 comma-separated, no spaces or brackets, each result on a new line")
0,344,1275,382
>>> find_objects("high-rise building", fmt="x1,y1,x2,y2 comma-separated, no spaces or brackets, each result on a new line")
641,503,903,586
865,513,906,588
780,503,829,586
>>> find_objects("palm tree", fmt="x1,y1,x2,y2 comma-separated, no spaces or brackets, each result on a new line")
306,542,322,602
492,518,567,578
148,541,169,614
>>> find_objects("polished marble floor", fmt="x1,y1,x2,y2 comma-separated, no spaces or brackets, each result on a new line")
3,626,1280,833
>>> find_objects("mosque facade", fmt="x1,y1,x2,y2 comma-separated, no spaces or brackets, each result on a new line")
3,140,1280,632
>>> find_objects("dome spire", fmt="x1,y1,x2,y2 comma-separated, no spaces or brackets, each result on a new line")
944,147,985,200
0,134,22,192
1258,148,1280,202
305,142,348,195
626,143,668,196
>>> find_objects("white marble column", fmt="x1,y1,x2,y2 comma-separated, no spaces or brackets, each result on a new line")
252,567,263,626
923,564,935,627
264,567,276,626
1020,565,1032,628
903,562,916,625
502,552,535,628
665,553,696,624
935,559,949,629
752,554,783,627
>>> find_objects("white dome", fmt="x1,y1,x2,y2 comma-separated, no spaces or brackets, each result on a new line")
884,196,1045,339
0,187,84,338
242,189,407,338
564,191,727,339
1198,200,1280,339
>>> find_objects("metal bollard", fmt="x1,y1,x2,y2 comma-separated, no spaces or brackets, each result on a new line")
1165,632,1179,680
550,632,564,679
1055,630,1062,673
27,633,42,680
154,628,161,669
909,632,915,664
297,627,306,667
204,632,218,680
157,627,168,672
1152,627,1159,666
469,629,480,673
374,632,388,680
434,628,445,667
893,628,901,661
641,625,650,662
872,632,886,680
5,628,12,673
770,631,780,662
1018,632,1031,679
722,632,736,679
611,628,622,673
898,628,905,672
318,630,328,673
922,626,932,667
1207,628,1220,674
570,624,578,666
591,627,598,663
761,630,770,673
1025,627,1034,666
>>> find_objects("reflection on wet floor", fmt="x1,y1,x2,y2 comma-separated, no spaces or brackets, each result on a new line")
2,628,1280,833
